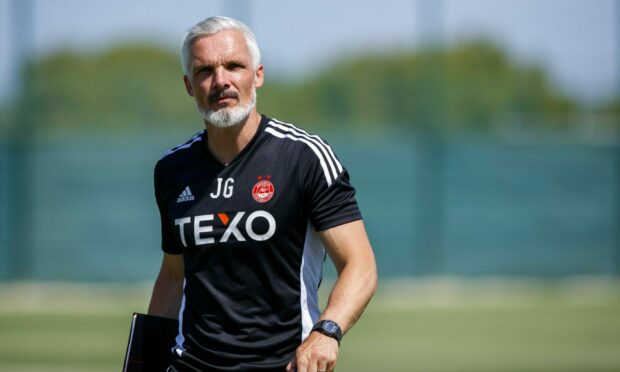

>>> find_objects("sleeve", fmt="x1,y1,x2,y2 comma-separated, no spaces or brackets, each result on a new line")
299,142,362,232
154,162,183,254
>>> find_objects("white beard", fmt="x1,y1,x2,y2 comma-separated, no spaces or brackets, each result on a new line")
199,89,257,128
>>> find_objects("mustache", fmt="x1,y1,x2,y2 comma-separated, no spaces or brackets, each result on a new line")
208,89,239,103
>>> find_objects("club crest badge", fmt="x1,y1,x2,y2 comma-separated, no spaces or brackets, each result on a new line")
252,176,275,203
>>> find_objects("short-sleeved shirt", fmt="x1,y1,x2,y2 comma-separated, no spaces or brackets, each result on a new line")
154,115,361,370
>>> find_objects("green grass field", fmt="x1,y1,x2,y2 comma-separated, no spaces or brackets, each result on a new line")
1,280,619,371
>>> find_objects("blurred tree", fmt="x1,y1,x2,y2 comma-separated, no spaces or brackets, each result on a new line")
14,44,198,133
261,40,579,132
594,95,620,134
5,40,588,134
598,95,620,116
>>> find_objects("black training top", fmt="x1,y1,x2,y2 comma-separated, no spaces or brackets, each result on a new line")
154,115,362,371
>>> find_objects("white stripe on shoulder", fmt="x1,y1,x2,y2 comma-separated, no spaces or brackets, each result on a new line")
265,126,334,186
270,118,343,174
160,130,204,160
267,121,339,181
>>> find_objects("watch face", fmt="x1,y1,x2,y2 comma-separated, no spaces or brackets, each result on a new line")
323,321,338,333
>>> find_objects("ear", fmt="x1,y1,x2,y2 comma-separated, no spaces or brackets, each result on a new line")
183,75,194,97
254,64,264,89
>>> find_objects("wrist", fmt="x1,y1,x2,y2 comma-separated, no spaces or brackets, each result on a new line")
311,319,343,345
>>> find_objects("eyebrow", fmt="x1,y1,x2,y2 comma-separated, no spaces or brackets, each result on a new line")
192,58,249,74
192,63,212,74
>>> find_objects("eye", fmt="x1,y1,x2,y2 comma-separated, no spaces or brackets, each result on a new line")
195,66,214,76
227,62,244,70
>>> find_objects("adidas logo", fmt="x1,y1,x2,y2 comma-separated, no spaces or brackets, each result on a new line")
177,186,195,203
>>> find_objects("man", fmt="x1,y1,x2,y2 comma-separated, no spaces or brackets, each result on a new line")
148,16,377,372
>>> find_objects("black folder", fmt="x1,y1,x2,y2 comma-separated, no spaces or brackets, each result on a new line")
123,313,179,372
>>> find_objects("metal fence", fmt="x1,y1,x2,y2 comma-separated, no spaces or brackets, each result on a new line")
0,130,618,281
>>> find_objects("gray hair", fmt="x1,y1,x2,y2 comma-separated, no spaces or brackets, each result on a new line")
181,16,261,76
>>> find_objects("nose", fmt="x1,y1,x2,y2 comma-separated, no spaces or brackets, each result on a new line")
212,66,229,90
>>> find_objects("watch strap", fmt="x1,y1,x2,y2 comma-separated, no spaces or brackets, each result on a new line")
311,320,343,345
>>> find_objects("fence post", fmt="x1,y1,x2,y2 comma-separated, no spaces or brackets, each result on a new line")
6,0,35,280
412,132,446,276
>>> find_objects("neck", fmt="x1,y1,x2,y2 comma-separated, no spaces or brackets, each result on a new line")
205,110,261,165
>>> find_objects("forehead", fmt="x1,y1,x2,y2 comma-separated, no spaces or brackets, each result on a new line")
191,30,251,65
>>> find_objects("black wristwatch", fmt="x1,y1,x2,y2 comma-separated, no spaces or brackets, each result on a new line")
311,320,343,345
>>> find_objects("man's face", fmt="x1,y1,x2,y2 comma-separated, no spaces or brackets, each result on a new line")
184,30,264,127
